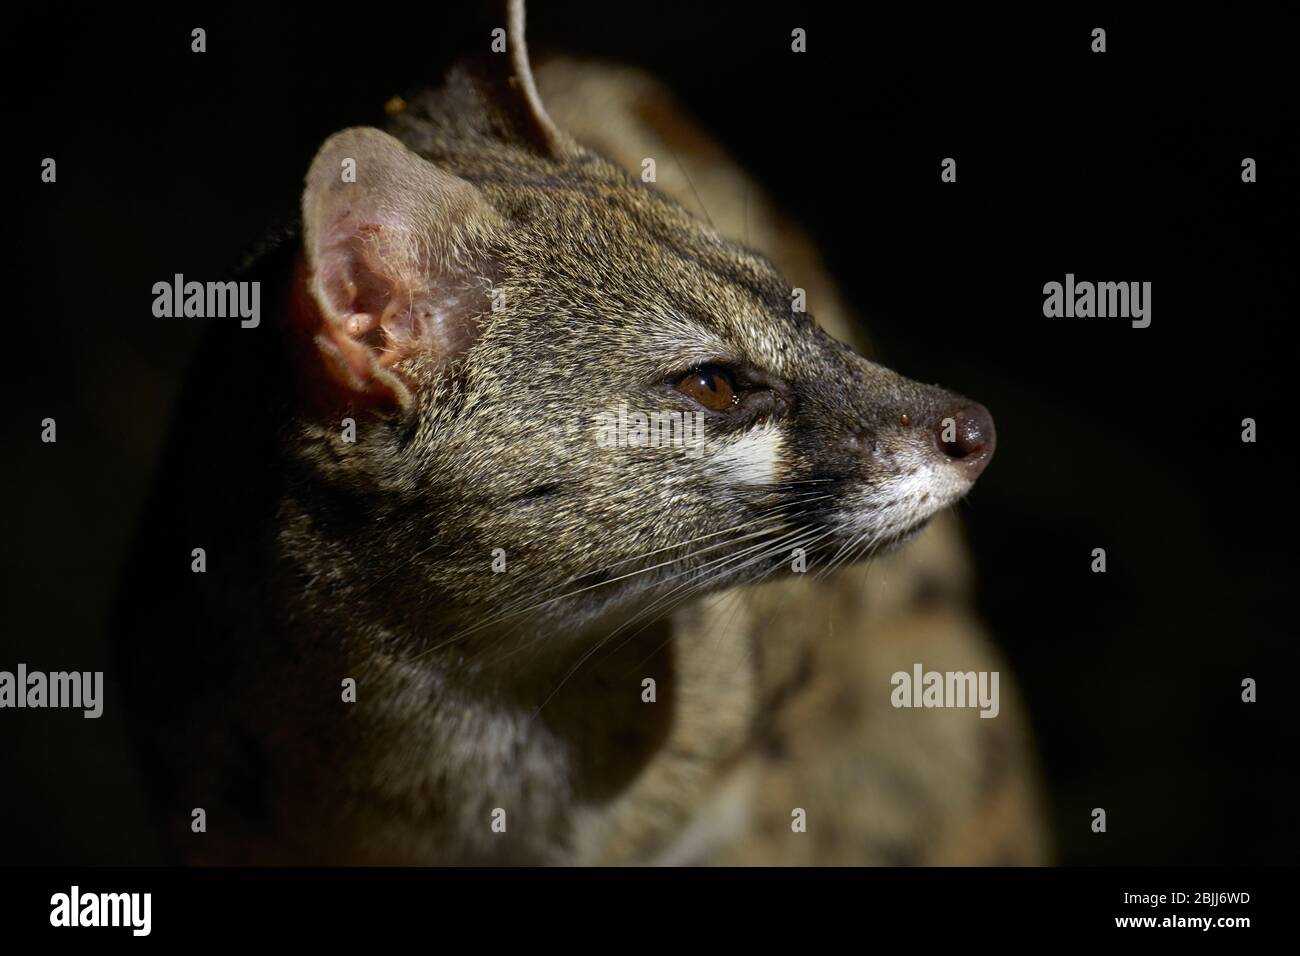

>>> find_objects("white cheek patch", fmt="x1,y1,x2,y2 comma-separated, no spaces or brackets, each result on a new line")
711,421,784,486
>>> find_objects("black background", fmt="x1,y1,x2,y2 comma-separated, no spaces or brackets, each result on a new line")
3,3,1295,865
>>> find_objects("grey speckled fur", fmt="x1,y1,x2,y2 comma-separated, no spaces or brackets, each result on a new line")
112,3,1048,865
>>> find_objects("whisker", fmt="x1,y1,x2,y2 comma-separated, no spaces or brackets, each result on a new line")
499,519,812,671
531,521,832,715
407,491,837,661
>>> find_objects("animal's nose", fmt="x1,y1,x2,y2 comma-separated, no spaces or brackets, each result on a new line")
934,402,996,477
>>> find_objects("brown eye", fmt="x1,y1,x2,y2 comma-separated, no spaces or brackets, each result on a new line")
676,367,736,411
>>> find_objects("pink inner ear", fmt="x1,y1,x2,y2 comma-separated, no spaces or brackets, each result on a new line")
313,226,486,372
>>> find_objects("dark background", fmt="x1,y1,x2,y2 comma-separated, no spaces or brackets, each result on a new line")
3,3,1294,865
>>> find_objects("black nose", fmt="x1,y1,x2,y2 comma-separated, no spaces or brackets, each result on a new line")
935,402,996,476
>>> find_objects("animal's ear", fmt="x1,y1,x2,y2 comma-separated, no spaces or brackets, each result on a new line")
293,127,495,411
501,0,568,158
